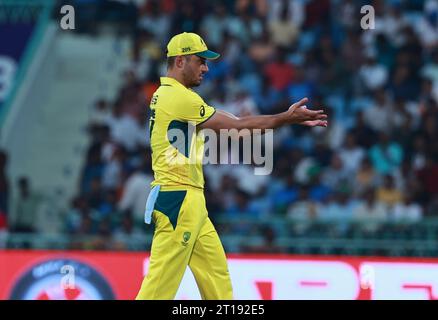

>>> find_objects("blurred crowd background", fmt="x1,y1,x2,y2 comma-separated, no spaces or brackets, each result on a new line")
2,0,438,256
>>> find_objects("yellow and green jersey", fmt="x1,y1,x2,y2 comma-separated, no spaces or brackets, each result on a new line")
148,77,215,190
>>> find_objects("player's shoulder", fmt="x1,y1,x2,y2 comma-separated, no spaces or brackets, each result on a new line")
186,88,206,106
165,85,205,108
154,84,186,107
158,82,196,99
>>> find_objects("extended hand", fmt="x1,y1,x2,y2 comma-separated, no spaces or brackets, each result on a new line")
286,98,328,127
301,119,328,127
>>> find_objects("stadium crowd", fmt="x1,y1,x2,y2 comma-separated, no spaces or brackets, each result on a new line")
3,0,438,253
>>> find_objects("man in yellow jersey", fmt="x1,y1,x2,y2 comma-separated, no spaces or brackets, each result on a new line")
136,32,328,300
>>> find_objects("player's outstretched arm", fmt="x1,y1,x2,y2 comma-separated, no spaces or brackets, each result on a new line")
200,98,328,132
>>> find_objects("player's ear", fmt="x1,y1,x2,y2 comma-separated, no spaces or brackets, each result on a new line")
175,55,186,69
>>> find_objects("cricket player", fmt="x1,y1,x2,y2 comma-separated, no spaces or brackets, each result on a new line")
136,32,328,300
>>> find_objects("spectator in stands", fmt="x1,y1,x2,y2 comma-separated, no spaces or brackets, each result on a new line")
200,3,230,49
321,154,349,191
248,28,276,66
352,188,388,235
118,155,154,224
374,33,396,71
85,177,105,211
286,185,319,235
350,110,377,149
138,0,171,44
382,5,410,47
316,34,347,95
170,0,201,35
224,189,254,235
10,177,43,234
369,132,404,175
318,190,354,236
267,0,300,48
417,153,438,203
65,196,99,236
419,112,438,149
252,74,281,115
228,8,264,47
415,0,438,49
88,218,114,250
308,170,332,203
394,159,421,198
225,189,251,217
107,98,148,153
390,97,413,134
353,158,380,197
391,194,423,224
358,53,388,92
98,189,120,221
240,225,284,254
422,51,438,85
410,136,428,171
89,99,111,127
426,194,438,217
263,47,294,94
271,175,299,214
341,29,366,83
338,132,365,175
388,63,421,101
311,106,346,150
80,143,104,194
102,145,126,190
311,140,333,168
113,213,145,250
364,89,393,133
132,31,162,83
224,88,259,117
268,0,304,30
287,65,315,103
376,174,403,208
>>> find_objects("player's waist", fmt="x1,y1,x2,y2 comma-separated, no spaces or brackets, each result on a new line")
152,184,204,192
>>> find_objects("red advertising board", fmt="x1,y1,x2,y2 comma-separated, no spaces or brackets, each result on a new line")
2,250,438,300
0,250,144,300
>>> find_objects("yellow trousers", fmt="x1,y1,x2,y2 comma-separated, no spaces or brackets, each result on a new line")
136,188,233,300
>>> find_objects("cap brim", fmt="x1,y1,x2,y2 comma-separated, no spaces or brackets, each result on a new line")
196,50,220,60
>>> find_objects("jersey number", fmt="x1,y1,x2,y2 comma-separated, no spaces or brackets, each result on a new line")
149,108,156,139
149,94,158,139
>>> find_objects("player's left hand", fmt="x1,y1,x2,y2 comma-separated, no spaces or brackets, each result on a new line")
297,103,328,127
301,119,328,127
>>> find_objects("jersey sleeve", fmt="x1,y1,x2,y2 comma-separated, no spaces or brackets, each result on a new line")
174,93,216,126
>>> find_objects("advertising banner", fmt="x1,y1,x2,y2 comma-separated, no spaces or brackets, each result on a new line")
1,250,438,300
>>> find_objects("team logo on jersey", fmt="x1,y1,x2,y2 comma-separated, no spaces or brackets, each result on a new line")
200,105,205,117
9,258,115,300
181,232,191,246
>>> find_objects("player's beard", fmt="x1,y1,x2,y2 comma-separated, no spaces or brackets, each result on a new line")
183,66,202,88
